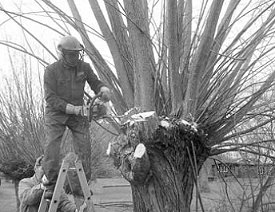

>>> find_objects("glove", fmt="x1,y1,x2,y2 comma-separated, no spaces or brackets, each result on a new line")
41,175,49,185
65,104,84,116
40,175,48,189
99,86,111,102
74,202,87,212
40,183,46,190
79,202,87,212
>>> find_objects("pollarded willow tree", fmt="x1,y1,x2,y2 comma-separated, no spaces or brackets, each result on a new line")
2,0,275,211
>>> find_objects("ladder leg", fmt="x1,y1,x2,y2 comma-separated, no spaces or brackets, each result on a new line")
47,160,70,212
75,160,96,212
39,153,96,212
38,190,49,212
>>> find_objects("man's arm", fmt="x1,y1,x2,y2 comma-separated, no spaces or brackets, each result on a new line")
84,63,105,94
18,178,44,206
44,67,68,112
58,190,77,212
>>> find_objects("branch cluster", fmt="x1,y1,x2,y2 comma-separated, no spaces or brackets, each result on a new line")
107,112,210,184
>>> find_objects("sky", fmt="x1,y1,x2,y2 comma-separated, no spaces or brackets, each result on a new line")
0,0,111,81
0,0,274,84
0,1,58,77
0,0,237,76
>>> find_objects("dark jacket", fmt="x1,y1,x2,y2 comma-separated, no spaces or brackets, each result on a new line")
44,60,105,116
19,176,76,212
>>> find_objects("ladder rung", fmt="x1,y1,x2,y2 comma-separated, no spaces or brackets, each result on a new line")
69,167,76,170
38,153,95,212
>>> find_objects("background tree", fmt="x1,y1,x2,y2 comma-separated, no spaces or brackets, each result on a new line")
0,54,44,212
2,0,275,211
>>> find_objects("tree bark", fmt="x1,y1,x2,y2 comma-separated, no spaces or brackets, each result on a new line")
179,0,192,98
88,0,134,108
183,0,224,119
198,162,210,193
108,112,209,212
123,0,155,111
131,148,196,212
251,166,275,211
14,180,20,212
167,0,182,113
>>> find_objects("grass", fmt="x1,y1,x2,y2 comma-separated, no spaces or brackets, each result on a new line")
2,176,275,212
191,177,275,211
0,178,133,212
0,179,16,211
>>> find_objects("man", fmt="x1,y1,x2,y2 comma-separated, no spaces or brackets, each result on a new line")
42,35,111,198
19,156,79,212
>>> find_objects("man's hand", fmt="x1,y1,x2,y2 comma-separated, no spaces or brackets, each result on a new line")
40,175,48,189
99,86,111,102
73,106,84,116
75,202,87,212
41,175,49,185
65,104,84,116
40,183,46,190
79,202,87,212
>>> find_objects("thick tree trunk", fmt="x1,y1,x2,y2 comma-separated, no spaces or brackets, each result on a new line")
198,163,210,193
108,112,209,212
14,180,20,212
123,0,155,111
131,149,196,212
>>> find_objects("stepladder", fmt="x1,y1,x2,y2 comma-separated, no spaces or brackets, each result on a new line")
38,152,95,212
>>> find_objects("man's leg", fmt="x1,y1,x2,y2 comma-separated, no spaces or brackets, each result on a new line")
42,116,66,195
67,116,91,196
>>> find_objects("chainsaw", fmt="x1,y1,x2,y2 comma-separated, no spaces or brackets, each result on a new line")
83,93,107,122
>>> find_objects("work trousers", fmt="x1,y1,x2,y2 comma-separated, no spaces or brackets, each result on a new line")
42,114,91,195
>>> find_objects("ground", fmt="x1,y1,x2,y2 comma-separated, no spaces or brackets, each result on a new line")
0,177,132,212
1,177,275,212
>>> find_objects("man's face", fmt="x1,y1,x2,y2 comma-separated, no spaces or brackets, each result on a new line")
63,50,80,67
